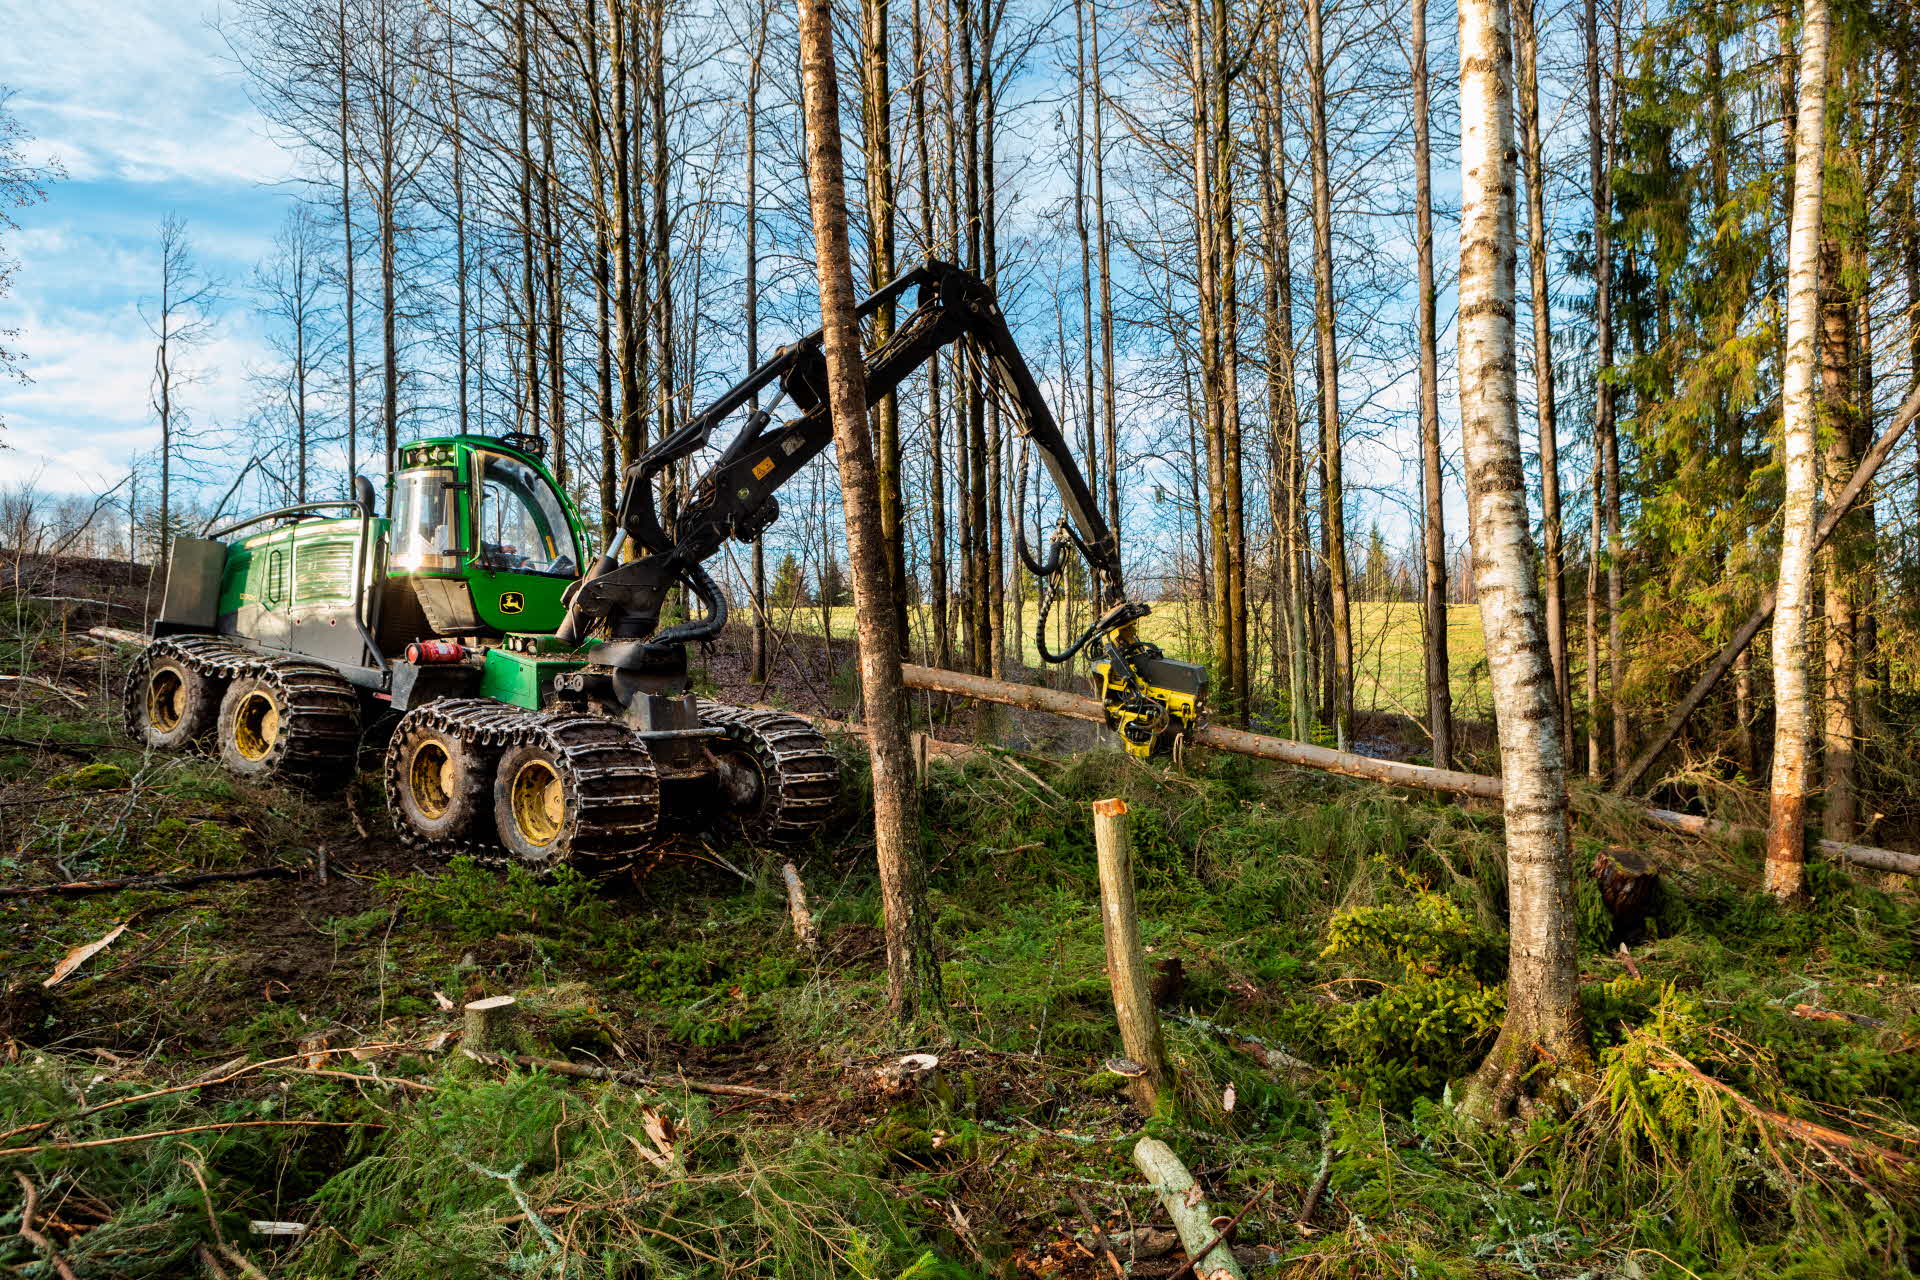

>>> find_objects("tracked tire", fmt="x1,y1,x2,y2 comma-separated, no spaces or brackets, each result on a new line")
385,699,532,851
215,659,360,789
122,636,252,750
492,712,661,869
696,700,841,843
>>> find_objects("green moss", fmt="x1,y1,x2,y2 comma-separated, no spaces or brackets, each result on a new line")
47,761,130,790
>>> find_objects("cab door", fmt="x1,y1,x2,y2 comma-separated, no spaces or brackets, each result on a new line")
467,449,585,634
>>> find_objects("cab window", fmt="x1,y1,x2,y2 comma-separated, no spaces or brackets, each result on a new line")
390,467,460,572
475,453,579,577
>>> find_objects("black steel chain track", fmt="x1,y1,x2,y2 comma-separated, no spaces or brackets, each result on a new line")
695,700,841,840
520,712,663,859
386,700,662,867
382,698,537,861
120,634,256,739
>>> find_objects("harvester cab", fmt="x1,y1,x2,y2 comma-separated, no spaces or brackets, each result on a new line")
131,259,1203,869
384,432,586,638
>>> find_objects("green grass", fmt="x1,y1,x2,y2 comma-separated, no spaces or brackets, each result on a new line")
782,599,1494,720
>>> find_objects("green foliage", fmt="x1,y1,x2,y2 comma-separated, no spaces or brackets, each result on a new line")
1316,887,1508,1106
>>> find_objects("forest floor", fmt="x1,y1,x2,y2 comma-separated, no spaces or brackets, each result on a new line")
0,562,1916,1279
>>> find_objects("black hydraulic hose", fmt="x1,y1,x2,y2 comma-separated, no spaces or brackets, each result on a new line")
649,562,728,647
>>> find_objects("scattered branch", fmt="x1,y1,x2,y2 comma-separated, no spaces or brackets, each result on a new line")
461,1047,797,1101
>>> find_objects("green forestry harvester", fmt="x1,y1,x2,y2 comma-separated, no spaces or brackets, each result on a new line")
127,261,1206,866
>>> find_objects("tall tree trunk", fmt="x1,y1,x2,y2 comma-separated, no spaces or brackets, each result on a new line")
1456,0,1587,1114
862,0,907,652
449,7,470,437
981,0,1004,675
1091,0,1119,541
610,0,639,475
516,0,540,445
540,65,566,484
1412,0,1453,768
795,0,939,1022
748,0,770,682
1305,0,1351,750
1584,0,1616,773
1188,0,1232,718
915,0,950,670
337,0,358,483
1213,0,1247,725
1765,0,1831,901
1817,237,1856,840
1259,35,1308,739
1515,0,1568,756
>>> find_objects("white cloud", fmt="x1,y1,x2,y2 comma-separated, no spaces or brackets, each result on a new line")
2,1,293,190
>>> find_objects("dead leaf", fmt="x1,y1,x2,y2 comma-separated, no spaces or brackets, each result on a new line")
44,922,128,987
1222,1083,1237,1113
432,990,455,1011
642,1107,676,1163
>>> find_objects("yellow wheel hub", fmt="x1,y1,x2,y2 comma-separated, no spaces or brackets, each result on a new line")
233,690,281,761
509,758,566,846
147,669,184,733
409,741,456,820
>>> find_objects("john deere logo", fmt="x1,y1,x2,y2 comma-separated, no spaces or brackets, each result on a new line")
500,591,525,614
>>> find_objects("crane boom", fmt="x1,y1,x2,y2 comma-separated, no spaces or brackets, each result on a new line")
555,259,1205,757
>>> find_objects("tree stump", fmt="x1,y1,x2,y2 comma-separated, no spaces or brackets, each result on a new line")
463,996,517,1053
1592,847,1659,925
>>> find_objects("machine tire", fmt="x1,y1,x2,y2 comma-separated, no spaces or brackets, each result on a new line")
215,661,360,788
696,701,841,844
130,651,225,750
492,714,659,869
385,706,500,846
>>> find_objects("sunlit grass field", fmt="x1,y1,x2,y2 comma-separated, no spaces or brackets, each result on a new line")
773,598,1492,721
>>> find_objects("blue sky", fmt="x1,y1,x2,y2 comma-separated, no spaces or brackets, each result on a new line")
2,1,300,494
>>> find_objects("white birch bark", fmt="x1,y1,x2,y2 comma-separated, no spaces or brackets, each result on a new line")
1765,0,1831,900
1456,0,1586,1111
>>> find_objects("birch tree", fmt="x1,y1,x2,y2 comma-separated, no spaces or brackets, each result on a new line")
1455,0,1588,1113
1764,0,1831,901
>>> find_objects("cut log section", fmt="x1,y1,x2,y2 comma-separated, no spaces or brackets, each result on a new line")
892,665,1919,877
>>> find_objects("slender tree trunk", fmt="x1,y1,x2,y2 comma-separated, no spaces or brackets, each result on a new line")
795,0,939,1022
1765,0,1831,901
1817,237,1856,840
1091,0,1119,542
1584,0,1616,773
1213,0,1247,724
1305,0,1351,750
337,0,358,483
610,0,639,475
748,1,770,682
1456,0,1587,1114
862,0,907,651
516,0,540,443
1516,0,1567,756
540,67,566,483
1259,37,1308,739
915,0,950,670
449,8,470,437
1412,0,1453,768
